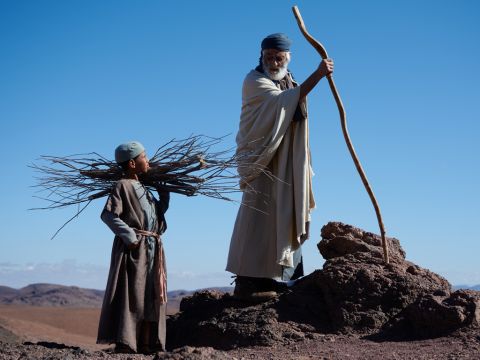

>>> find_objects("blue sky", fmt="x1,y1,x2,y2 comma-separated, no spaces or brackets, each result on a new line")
0,0,479,290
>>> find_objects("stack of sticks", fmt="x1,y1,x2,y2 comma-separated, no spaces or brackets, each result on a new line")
30,135,265,238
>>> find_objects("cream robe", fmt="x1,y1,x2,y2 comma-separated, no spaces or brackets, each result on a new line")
226,70,315,279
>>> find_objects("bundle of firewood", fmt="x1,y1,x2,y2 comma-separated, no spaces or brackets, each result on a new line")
31,135,265,238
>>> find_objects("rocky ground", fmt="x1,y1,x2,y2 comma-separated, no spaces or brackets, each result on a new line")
1,222,479,359
1,327,478,359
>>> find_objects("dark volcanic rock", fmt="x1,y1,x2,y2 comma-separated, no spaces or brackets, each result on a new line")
167,290,302,350
167,222,479,350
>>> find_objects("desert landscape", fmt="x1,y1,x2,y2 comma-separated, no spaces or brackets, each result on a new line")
1,222,479,359
0,285,196,350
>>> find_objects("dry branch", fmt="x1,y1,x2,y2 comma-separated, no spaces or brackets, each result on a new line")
30,135,267,238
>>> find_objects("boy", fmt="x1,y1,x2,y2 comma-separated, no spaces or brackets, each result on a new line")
97,141,169,354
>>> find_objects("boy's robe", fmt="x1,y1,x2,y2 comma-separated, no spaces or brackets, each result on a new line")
97,179,167,352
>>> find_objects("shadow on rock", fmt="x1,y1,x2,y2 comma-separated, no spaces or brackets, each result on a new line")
371,288,480,341
23,341,81,350
167,222,480,350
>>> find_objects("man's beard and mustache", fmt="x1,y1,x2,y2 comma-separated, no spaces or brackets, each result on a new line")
262,56,290,81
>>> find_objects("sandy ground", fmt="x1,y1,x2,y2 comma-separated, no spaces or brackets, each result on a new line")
0,303,179,351
0,305,105,350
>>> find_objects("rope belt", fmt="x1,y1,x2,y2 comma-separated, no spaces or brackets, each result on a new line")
132,228,167,304
133,228,160,240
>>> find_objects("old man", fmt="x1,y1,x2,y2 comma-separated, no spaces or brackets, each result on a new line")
226,33,334,300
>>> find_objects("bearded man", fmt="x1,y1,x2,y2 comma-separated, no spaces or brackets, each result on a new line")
226,33,334,300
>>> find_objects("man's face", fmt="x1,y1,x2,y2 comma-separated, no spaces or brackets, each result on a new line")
262,49,290,81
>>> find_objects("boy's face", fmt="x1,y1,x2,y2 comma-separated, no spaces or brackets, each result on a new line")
130,151,149,174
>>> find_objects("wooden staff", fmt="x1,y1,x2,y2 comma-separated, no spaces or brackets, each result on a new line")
292,6,390,263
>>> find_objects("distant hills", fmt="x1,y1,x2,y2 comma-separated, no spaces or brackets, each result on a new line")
0,283,232,309
0,284,104,307
452,284,480,291
1,283,477,308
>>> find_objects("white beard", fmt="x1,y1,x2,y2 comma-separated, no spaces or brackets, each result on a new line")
262,58,290,81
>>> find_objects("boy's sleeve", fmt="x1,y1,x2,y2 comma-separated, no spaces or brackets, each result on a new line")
104,182,123,216
102,181,138,247
153,188,169,235
101,209,138,247
158,191,170,214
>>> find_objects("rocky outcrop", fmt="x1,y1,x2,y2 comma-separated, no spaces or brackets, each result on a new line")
167,222,479,350
312,222,451,332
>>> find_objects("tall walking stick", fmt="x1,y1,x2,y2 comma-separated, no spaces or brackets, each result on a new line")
292,6,390,263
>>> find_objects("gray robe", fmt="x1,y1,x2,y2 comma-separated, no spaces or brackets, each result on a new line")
97,179,168,352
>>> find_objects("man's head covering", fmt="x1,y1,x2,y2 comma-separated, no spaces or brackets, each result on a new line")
115,141,145,164
261,33,292,51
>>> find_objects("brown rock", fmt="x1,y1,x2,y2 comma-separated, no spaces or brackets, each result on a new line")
312,222,451,333
318,221,406,262
400,289,480,338
166,222,478,350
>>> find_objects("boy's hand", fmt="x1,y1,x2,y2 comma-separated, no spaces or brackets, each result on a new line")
155,183,170,197
127,241,140,250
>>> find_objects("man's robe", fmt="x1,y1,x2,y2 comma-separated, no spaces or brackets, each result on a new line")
226,69,315,280
97,179,168,352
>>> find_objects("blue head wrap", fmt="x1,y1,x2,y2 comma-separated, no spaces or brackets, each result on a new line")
114,141,145,164
261,33,292,51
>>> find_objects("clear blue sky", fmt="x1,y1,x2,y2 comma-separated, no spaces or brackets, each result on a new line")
1,0,479,290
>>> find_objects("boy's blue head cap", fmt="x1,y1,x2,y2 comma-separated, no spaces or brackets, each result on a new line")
261,33,292,51
115,141,145,164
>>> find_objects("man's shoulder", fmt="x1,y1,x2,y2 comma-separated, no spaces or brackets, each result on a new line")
243,70,275,92
245,69,266,82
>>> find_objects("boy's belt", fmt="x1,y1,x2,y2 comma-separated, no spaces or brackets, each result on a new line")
133,228,160,240
132,227,167,303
